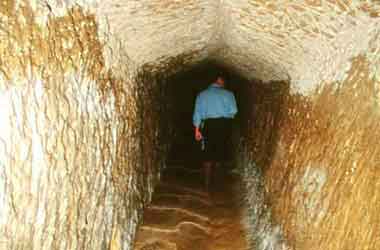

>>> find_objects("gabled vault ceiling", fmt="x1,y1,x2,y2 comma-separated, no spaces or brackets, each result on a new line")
95,0,379,93
10,0,380,93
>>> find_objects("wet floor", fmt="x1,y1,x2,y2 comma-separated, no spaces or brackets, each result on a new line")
133,165,248,250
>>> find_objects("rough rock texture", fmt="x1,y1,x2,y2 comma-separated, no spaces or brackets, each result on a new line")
265,56,380,250
240,55,380,250
218,0,380,93
134,168,247,250
96,0,221,66
237,80,290,250
0,2,169,250
1,1,380,250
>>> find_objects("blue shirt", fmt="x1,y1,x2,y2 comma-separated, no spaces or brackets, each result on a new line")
193,83,238,127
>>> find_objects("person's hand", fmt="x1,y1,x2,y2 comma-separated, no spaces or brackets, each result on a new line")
195,127,203,141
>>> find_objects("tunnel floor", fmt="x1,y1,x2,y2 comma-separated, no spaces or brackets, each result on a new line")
133,165,248,250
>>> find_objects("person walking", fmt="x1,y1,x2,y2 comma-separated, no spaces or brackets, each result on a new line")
193,74,238,191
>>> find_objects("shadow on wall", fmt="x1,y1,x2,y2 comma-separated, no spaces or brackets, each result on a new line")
238,79,289,170
237,79,291,250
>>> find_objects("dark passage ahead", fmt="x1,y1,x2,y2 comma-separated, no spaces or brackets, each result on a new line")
164,62,251,170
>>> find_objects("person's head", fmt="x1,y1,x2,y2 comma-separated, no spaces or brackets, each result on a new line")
215,74,226,87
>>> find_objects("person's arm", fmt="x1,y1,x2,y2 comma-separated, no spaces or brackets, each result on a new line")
226,92,238,118
231,93,238,116
194,126,202,141
193,95,203,141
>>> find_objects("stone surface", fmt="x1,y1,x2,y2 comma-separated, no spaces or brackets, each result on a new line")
96,0,221,66
133,167,247,250
93,0,380,93
239,62,380,250
0,1,379,250
0,2,168,250
217,0,380,93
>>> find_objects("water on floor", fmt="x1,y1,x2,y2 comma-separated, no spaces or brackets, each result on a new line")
133,166,248,250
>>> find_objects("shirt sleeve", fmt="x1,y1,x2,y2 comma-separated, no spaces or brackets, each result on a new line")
193,94,203,127
228,92,238,117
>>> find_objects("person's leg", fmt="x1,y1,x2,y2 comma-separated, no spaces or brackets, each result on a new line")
203,161,212,191
202,119,219,192
220,118,233,169
205,119,225,190
201,120,212,191
213,118,231,178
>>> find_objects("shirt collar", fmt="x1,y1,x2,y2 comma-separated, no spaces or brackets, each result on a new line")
210,83,222,88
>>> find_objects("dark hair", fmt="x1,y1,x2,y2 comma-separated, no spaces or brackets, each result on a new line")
216,72,229,82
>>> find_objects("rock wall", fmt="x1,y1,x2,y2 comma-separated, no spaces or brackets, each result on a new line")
0,2,171,250
1,1,380,250
240,43,380,250
234,2,380,250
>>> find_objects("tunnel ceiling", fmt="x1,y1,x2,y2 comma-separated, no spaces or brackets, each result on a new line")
95,0,380,94
11,0,380,94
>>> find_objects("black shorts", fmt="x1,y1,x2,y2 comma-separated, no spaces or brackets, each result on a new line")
201,118,233,162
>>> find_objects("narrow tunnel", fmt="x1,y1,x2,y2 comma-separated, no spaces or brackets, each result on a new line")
132,61,289,250
0,1,380,250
